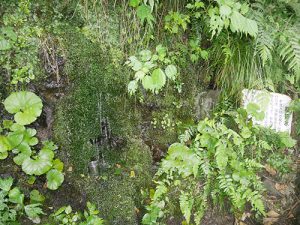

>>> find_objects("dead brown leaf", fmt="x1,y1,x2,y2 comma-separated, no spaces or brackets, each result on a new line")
265,164,276,176
275,183,288,194
263,217,279,225
266,210,280,218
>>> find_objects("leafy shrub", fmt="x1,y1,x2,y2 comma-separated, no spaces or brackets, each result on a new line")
0,91,64,190
51,202,104,225
126,45,178,95
0,177,45,224
142,109,296,224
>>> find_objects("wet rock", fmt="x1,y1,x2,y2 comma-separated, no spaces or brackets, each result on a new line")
195,90,220,120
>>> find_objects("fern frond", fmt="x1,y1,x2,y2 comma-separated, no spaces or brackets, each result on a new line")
179,192,194,224
279,25,300,76
257,27,274,66
179,126,197,143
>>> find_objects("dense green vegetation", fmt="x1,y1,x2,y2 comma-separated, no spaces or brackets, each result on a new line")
0,0,299,224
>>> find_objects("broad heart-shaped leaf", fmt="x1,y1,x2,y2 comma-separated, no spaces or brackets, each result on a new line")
22,145,55,175
22,157,52,175
39,148,55,161
13,142,32,165
0,177,13,191
165,65,177,81
142,75,154,91
151,68,166,90
3,91,43,125
46,169,64,190
9,187,24,205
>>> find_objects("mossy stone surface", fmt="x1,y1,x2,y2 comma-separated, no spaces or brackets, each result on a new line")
53,26,140,173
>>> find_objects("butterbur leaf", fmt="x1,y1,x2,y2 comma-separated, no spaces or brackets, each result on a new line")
0,177,13,191
9,187,24,204
22,154,52,175
46,169,64,190
4,91,43,125
39,148,55,161
13,142,31,165
165,65,177,80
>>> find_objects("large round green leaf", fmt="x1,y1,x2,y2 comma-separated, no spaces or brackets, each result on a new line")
22,146,54,175
165,64,177,81
4,91,43,125
142,75,154,91
22,157,52,176
46,169,64,190
151,68,166,90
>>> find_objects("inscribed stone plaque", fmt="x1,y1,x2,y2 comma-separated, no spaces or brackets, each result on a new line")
242,89,292,133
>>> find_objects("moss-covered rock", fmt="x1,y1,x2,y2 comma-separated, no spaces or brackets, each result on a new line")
52,26,154,224
75,138,153,225
53,25,141,173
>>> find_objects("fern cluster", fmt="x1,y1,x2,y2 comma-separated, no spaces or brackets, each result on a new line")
175,0,300,94
142,108,296,225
